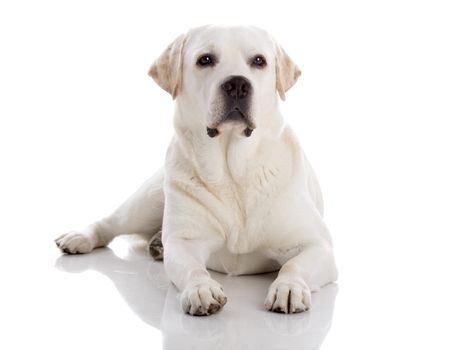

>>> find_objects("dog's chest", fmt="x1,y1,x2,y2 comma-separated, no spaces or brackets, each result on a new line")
183,128,297,254
206,164,285,254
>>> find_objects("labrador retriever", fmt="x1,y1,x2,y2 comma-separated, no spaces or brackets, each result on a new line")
55,25,338,316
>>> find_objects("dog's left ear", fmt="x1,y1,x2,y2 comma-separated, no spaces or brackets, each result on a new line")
274,43,301,101
148,34,187,99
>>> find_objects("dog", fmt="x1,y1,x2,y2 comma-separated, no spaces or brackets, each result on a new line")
55,25,338,316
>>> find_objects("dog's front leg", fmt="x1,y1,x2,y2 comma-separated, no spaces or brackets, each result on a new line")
265,238,338,314
164,235,227,316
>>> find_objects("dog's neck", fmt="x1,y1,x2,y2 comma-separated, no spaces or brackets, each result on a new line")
172,108,287,186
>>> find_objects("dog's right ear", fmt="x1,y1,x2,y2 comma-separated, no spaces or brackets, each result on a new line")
148,34,187,99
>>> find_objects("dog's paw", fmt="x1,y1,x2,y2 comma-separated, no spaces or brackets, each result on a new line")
181,279,227,316
55,232,94,254
148,230,164,261
264,277,313,314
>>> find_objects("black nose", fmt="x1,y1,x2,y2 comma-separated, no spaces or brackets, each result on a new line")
221,76,251,99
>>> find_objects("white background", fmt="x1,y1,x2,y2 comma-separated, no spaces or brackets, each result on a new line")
1,0,466,349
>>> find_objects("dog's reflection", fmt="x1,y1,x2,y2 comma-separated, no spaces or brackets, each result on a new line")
55,243,337,350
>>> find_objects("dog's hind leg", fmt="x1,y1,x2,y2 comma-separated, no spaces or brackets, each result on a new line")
55,168,165,254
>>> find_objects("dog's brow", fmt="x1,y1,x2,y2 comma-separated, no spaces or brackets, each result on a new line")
193,44,217,57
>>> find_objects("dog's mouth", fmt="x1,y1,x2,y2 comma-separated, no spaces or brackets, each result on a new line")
226,107,247,122
207,107,255,138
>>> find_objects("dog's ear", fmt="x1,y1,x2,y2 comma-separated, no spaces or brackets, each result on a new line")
148,34,187,99
274,43,301,101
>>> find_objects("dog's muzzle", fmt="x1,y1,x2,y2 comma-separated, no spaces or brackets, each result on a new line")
207,75,255,138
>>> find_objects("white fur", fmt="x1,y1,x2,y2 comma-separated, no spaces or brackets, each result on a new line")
55,25,338,316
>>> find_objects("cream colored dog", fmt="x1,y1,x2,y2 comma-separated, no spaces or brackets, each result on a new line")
55,25,338,316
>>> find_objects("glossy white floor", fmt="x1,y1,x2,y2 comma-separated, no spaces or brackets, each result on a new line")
2,228,466,350
11,237,338,350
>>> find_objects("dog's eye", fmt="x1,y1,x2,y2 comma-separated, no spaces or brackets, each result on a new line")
197,54,216,67
251,55,267,68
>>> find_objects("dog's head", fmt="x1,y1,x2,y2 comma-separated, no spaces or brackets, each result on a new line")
149,25,300,138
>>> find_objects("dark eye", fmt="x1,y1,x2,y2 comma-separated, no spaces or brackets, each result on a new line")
251,55,267,68
196,54,216,67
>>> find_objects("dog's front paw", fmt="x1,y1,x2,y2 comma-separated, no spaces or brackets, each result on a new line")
55,232,94,254
181,279,227,316
265,277,313,314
